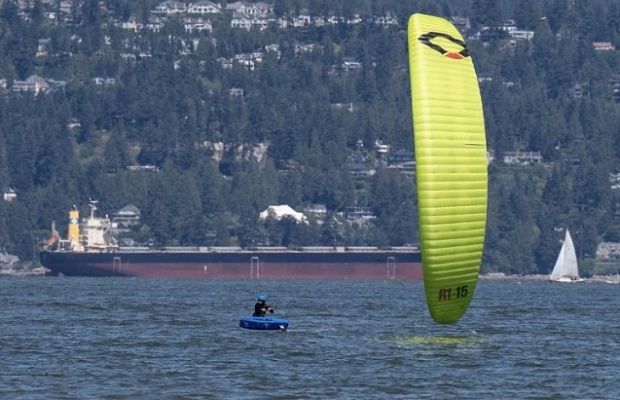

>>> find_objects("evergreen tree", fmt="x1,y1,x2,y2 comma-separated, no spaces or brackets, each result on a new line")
470,0,503,29
102,128,130,173
513,0,541,30
0,128,8,186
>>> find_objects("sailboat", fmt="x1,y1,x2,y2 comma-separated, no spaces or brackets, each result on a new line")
550,230,584,282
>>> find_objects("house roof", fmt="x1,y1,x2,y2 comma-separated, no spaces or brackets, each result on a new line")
259,205,307,223
117,204,140,214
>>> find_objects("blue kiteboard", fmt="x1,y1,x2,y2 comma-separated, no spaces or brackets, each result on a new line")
239,316,289,330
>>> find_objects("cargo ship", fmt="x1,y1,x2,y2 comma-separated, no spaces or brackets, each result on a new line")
39,202,422,280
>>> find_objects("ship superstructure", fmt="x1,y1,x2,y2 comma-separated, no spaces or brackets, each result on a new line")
46,201,118,253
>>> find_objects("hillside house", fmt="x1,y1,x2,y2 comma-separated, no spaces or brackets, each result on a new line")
293,14,312,27
294,43,320,54
388,149,414,165
593,42,615,51
188,1,221,14
347,152,375,178
509,30,534,41
260,205,308,224
568,84,584,99
610,74,620,103
373,14,398,27
155,1,187,14
342,57,362,71
346,14,362,25
36,38,51,58
345,207,376,225
184,17,212,33
127,165,159,172
330,102,354,112
596,242,620,260
112,204,141,232
2,187,16,202
260,44,279,59
93,77,116,86
387,149,415,176
145,18,164,32
610,173,620,190
231,13,270,30
231,15,252,30
304,204,327,223
57,0,74,15
313,16,326,27
217,57,233,69
234,52,263,70
226,2,272,18
373,139,388,154
119,17,140,31
12,75,49,95
503,151,543,165
389,161,416,177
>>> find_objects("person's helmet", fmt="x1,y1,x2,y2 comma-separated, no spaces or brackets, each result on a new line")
257,294,267,301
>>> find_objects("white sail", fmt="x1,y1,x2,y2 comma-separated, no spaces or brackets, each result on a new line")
550,230,582,282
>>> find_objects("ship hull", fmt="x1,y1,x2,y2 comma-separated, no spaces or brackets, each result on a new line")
40,249,422,280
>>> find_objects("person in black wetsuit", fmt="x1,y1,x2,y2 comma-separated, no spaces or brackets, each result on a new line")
253,294,274,317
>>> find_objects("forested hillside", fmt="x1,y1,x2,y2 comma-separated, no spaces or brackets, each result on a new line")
0,0,619,275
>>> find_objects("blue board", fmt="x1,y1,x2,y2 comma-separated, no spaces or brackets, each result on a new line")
239,316,289,330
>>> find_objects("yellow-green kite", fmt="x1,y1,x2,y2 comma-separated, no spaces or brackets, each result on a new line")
408,14,488,324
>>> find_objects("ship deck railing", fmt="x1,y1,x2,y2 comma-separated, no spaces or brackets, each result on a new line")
112,246,419,253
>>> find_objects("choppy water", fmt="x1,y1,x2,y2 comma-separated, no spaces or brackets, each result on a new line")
0,278,618,399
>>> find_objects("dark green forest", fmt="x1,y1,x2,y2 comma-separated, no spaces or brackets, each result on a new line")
0,0,619,275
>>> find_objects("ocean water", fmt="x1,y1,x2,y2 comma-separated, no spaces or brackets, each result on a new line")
0,278,618,399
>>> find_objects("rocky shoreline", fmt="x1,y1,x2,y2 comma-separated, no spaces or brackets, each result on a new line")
0,252,48,276
481,272,620,283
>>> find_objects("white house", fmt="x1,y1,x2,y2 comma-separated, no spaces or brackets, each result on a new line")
2,187,16,202
260,205,308,224
112,204,141,232
264,43,281,58
12,75,49,95
610,173,620,190
118,17,141,31
509,30,535,41
154,1,187,15
188,1,221,14
305,204,327,222
216,57,233,69
593,42,615,51
226,1,272,18
294,42,319,54
231,15,252,30
503,151,543,165
373,15,398,27
184,17,213,33
342,57,362,71
293,14,311,27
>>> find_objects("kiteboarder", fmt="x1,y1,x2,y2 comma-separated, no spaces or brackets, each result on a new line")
253,294,274,317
